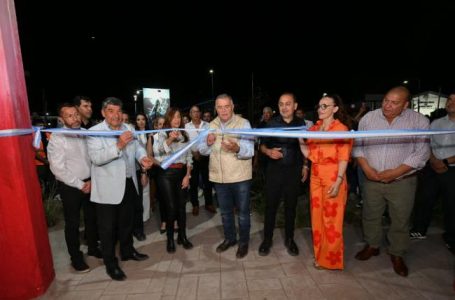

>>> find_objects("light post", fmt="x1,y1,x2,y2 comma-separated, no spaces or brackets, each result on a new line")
133,95,138,114
209,69,214,99
134,89,141,114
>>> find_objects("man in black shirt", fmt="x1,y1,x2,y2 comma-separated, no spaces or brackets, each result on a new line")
73,96,94,129
259,92,308,256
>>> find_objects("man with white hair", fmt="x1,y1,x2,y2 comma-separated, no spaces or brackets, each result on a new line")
199,94,254,258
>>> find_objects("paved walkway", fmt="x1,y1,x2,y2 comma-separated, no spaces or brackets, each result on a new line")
38,204,454,299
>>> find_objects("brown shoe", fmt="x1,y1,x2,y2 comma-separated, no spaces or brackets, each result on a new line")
192,206,199,216
205,204,217,213
355,245,380,261
390,255,408,277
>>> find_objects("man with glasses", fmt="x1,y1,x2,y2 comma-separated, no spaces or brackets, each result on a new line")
185,105,216,216
199,94,254,258
353,86,430,277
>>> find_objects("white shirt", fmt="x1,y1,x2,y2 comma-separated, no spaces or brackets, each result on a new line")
430,115,455,166
185,120,209,152
153,131,193,166
353,108,430,173
47,127,91,190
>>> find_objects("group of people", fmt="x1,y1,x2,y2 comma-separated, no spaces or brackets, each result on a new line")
43,86,454,282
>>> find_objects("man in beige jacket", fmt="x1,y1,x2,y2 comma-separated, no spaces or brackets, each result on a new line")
199,94,254,258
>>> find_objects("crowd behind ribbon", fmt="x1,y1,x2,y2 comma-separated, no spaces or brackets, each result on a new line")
33,86,455,281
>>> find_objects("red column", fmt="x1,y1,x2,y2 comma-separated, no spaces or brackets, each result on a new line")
0,1,54,299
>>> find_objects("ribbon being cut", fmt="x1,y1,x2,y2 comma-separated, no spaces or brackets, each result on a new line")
2,126,455,169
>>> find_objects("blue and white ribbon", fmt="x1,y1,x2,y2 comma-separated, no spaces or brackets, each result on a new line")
2,126,455,169
0,128,35,137
160,130,210,169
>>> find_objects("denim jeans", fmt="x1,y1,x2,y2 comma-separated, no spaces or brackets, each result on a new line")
214,180,251,246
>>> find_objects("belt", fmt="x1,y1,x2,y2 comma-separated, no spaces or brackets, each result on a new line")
396,172,418,181
382,172,417,184
168,163,184,169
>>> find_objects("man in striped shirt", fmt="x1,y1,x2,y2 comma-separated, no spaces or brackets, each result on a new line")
353,86,430,277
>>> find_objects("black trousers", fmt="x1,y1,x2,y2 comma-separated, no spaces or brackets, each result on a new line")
412,165,455,245
59,181,97,263
133,170,145,235
189,156,213,207
156,167,187,235
96,178,136,268
263,162,301,240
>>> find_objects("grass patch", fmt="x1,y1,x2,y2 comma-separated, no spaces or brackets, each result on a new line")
42,180,62,227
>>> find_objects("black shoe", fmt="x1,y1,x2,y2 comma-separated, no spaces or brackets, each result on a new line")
106,265,126,281
177,234,194,250
167,238,176,253
71,260,90,273
121,249,149,261
285,238,299,256
236,244,249,259
134,232,146,241
216,240,237,253
258,239,272,256
87,247,102,259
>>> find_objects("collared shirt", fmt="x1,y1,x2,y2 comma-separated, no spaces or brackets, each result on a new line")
261,115,304,166
47,127,91,189
185,120,209,152
81,119,94,130
105,122,135,178
430,115,455,166
153,130,193,166
198,115,255,159
353,108,430,173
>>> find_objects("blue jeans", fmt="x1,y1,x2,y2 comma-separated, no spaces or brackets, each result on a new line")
214,180,251,246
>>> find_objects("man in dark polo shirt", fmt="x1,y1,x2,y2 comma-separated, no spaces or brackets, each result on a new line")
258,92,307,256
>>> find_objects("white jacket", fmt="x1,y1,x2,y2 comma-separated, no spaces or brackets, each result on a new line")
87,120,147,204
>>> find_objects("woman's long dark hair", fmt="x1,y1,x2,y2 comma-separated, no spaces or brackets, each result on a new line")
164,107,189,142
325,93,352,130
134,113,150,139
134,113,150,130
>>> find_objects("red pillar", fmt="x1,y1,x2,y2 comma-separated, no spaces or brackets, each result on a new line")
0,1,55,299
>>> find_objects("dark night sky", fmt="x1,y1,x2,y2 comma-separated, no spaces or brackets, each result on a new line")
13,0,455,117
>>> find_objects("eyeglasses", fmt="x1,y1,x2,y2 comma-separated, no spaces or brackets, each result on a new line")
315,104,336,110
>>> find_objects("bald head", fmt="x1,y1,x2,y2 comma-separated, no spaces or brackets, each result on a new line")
382,86,410,123
387,86,411,101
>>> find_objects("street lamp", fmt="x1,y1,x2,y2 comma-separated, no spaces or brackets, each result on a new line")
209,69,214,99
134,89,142,114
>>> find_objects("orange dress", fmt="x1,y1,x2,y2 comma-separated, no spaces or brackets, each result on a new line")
307,119,352,269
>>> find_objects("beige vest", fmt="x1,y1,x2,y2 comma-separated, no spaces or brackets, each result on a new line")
208,115,252,183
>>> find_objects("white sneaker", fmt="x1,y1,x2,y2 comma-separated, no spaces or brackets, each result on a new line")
410,231,427,240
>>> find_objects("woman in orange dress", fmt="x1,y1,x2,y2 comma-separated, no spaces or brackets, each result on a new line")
301,94,353,270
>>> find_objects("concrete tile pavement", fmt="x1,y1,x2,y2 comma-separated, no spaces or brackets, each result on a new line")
37,204,454,299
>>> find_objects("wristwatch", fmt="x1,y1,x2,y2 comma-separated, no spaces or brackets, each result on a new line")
443,158,450,167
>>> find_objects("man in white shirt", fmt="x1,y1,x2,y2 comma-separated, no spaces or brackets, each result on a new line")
185,105,215,216
353,86,430,277
410,93,455,253
47,103,99,273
